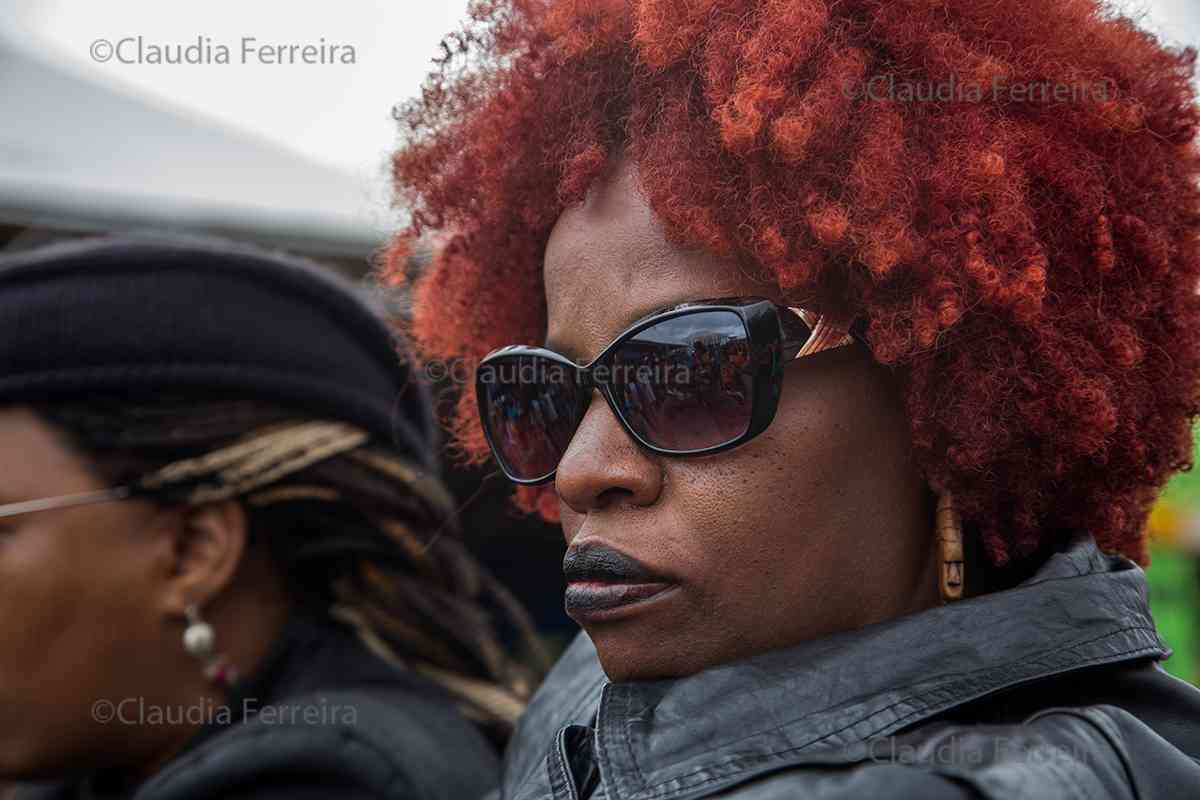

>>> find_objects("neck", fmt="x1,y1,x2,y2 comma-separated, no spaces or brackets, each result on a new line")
124,558,292,786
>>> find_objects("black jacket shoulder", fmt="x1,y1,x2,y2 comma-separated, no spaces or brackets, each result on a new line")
133,685,498,800
946,657,1200,758
13,616,501,800
719,662,1200,799
498,537,1200,800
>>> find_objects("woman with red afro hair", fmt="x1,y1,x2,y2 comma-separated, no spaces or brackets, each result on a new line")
387,0,1200,796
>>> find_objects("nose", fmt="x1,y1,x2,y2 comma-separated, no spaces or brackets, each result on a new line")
555,390,663,515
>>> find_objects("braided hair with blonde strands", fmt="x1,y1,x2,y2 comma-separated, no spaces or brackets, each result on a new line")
33,391,550,742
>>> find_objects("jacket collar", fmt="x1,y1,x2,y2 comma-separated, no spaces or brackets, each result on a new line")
504,535,1169,800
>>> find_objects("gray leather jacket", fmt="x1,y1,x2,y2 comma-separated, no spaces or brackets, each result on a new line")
498,537,1200,799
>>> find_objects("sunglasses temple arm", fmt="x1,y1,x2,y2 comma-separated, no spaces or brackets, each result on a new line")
779,307,815,360
781,307,856,360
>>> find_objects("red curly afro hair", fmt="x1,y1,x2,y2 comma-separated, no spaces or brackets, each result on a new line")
384,0,1200,566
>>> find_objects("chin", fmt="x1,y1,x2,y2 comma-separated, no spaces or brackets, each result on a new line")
0,741,44,782
589,628,715,682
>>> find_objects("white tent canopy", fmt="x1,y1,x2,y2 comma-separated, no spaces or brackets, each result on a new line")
1,1,1194,259
0,29,387,258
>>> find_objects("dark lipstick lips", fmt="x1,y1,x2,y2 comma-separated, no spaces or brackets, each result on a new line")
562,542,678,621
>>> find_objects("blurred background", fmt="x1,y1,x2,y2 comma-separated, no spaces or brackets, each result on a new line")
1,0,1199,680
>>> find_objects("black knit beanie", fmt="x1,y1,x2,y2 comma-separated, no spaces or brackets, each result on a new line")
0,233,438,472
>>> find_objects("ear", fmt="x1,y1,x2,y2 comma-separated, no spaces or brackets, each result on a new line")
158,500,248,617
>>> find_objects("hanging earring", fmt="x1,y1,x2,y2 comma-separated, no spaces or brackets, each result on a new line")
183,604,239,688
936,491,965,602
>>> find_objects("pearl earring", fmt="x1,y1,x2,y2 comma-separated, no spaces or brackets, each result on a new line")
183,604,239,688
183,604,215,657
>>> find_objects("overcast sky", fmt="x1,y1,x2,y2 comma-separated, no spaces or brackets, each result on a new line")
4,0,1198,201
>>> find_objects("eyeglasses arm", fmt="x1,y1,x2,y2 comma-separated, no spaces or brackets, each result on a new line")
0,486,134,520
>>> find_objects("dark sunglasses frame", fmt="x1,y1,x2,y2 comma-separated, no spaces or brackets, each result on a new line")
475,297,860,485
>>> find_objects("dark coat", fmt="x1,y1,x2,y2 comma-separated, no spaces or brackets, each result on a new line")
497,536,1200,799
13,615,501,800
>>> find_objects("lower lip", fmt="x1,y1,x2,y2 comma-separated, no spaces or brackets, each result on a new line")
564,581,679,623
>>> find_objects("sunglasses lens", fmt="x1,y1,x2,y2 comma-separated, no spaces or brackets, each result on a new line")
478,355,585,481
609,310,755,452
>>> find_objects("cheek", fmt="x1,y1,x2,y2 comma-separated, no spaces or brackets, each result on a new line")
0,523,97,680
657,369,869,594
0,512,158,771
666,449,827,584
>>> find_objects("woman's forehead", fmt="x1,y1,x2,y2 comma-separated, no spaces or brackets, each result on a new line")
542,164,771,360
0,407,94,500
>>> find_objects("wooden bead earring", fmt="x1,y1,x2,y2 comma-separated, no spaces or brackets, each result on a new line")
937,491,965,602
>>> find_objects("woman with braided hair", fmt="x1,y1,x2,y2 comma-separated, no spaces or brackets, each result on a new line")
0,235,545,799
387,0,1200,797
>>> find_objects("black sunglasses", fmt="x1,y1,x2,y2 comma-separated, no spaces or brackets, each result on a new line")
475,297,860,484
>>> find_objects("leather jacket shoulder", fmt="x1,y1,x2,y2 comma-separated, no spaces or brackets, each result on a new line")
500,536,1200,800
715,700,1200,799
14,615,500,800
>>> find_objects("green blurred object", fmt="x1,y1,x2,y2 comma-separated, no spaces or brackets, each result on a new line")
1146,546,1199,684
1145,424,1200,685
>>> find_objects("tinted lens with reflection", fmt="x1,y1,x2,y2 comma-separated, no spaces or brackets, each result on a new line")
477,355,586,480
608,310,755,452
